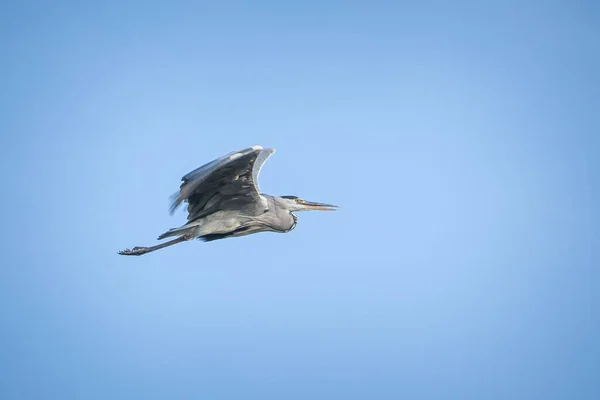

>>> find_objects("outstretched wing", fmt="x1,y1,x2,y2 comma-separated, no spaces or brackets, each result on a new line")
170,145,276,221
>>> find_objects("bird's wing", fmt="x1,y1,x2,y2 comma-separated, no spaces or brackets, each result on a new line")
169,145,276,221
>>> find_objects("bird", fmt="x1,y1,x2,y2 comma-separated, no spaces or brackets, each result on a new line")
118,145,338,256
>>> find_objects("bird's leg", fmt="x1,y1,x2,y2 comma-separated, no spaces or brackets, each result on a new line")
118,235,191,256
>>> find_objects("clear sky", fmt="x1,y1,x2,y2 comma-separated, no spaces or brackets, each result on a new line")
1,1,598,399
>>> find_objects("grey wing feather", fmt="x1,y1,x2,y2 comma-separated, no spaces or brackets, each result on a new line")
252,148,275,193
169,146,275,221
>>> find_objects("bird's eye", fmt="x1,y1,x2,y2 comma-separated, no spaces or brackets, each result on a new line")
295,198,302,203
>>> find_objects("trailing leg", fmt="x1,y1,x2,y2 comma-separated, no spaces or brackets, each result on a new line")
118,235,192,256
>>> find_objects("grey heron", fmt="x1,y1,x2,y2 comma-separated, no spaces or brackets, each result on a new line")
119,145,337,256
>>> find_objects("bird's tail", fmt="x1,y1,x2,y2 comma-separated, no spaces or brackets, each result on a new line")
157,223,198,240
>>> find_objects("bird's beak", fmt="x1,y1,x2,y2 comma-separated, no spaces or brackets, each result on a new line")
302,200,339,211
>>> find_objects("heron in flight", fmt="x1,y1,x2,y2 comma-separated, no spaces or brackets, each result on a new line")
119,145,337,256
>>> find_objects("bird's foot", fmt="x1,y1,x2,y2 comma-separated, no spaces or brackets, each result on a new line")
118,246,148,256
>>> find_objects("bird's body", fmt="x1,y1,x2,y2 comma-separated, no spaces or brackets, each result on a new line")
119,145,336,256
160,195,298,241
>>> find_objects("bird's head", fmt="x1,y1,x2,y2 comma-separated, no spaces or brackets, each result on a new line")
279,195,338,212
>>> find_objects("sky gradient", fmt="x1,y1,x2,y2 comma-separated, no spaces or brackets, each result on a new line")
1,1,599,399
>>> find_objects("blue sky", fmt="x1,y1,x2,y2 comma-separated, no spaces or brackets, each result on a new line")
1,1,598,399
